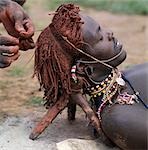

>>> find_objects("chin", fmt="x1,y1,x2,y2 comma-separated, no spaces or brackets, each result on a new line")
110,50,127,67
120,50,127,63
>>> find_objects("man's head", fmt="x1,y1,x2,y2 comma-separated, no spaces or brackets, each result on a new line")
80,14,127,67
51,3,126,67
34,3,126,107
12,0,26,6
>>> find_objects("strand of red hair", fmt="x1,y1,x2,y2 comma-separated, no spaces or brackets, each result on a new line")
34,4,84,107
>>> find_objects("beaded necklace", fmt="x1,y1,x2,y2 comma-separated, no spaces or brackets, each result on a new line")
86,71,115,98
71,65,136,121
83,69,127,121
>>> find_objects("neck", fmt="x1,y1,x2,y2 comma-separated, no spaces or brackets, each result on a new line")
89,63,113,83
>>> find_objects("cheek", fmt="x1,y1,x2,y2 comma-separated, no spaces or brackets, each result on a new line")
94,42,114,58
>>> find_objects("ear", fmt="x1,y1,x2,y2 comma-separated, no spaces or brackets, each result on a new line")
76,61,94,76
84,65,94,76
76,61,86,75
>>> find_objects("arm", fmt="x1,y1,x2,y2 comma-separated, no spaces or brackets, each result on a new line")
70,92,101,132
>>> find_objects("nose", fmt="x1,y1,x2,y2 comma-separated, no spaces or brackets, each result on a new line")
107,30,114,41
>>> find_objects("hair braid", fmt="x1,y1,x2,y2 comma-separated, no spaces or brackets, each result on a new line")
34,4,84,107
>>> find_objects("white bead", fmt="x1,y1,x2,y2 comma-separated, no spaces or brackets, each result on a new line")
116,77,125,86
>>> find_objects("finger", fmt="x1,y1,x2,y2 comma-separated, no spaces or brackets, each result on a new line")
13,9,34,38
1,17,20,38
14,14,26,34
15,20,26,33
0,62,11,68
0,45,19,55
19,19,35,38
19,38,35,50
0,35,19,45
7,52,20,62
0,55,10,68
0,53,20,68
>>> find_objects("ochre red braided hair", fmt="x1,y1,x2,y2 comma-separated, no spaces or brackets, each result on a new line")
34,4,84,107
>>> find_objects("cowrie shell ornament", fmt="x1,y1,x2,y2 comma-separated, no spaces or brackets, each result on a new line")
116,77,125,86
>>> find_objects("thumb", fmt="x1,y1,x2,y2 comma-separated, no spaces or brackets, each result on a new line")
15,19,26,34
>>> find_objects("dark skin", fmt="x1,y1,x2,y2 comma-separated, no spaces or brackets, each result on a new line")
69,13,127,138
0,0,35,68
29,9,147,149
70,14,126,120
81,14,126,81
29,13,126,140
76,15,147,149
0,35,20,68
101,63,148,149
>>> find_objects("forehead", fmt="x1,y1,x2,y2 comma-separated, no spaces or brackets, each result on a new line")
80,14,100,42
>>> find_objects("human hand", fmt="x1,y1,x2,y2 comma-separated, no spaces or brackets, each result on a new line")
0,0,34,39
19,37,35,51
0,35,20,68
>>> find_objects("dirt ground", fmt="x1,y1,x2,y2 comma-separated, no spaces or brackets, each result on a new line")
0,0,147,150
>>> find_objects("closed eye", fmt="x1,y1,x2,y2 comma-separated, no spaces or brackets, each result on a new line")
98,26,101,31
97,26,103,41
